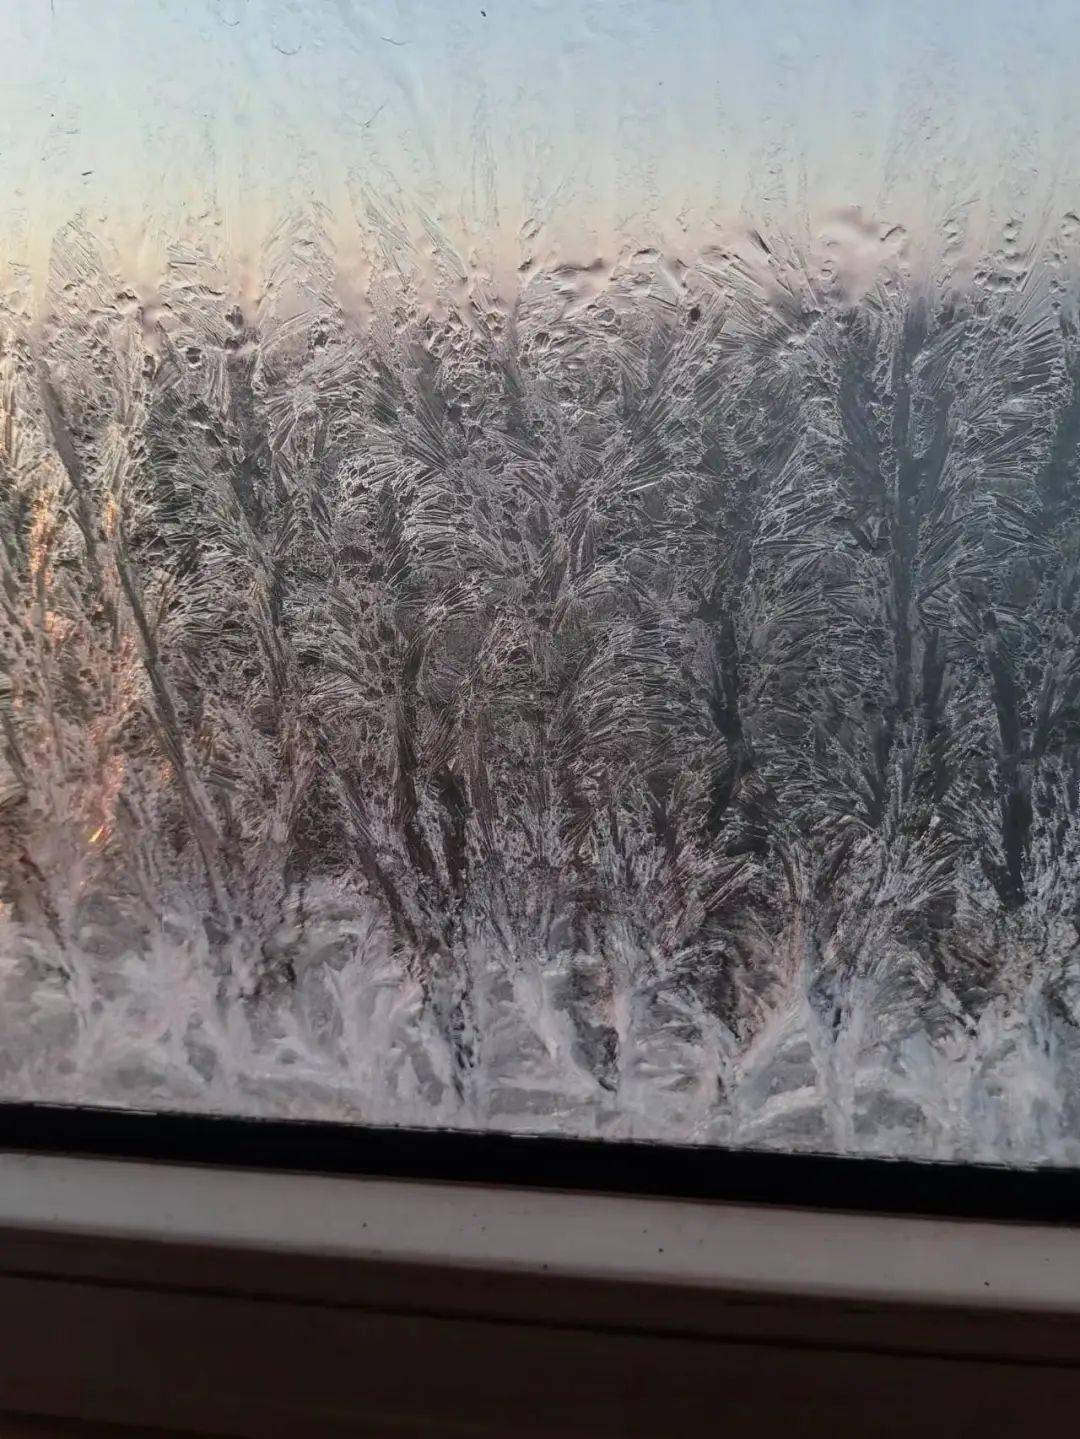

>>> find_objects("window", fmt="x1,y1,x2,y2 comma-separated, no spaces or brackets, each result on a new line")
2,0,1079,1182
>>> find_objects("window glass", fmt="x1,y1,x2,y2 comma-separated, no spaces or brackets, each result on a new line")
2,0,1079,1167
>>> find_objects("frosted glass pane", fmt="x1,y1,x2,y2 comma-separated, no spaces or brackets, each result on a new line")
3,0,1080,1165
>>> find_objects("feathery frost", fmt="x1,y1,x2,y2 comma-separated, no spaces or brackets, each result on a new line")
3,217,1080,1164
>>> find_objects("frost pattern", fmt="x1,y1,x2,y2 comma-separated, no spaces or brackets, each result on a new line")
4,218,1080,1166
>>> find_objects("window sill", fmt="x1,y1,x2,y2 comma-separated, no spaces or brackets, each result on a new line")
2,1150,1080,1435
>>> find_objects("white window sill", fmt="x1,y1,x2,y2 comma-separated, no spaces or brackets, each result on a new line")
2,1150,1080,1434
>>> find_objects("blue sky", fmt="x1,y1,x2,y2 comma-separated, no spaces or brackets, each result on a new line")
2,0,1078,297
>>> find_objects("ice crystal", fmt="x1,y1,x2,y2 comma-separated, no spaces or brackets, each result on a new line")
4,213,1080,1166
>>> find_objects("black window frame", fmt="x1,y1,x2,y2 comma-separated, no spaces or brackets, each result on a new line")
2,1101,1079,1223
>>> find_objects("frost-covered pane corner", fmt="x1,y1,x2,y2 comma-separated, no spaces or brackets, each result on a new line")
3,0,1080,1167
